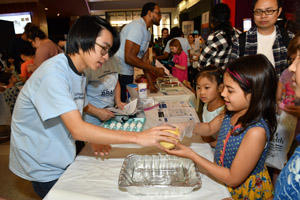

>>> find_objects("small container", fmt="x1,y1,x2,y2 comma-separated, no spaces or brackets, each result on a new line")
138,83,147,99
118,154,202,196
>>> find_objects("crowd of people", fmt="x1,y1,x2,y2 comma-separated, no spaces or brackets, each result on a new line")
0,0,299,199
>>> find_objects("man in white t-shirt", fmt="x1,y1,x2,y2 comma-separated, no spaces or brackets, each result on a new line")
231,0,294,77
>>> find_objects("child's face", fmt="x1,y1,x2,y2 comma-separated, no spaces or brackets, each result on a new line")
196,76,222,104
162,30,168,38
289,50,300,98
170,46,178,54
9,74,17,84
221,72,251,114
188,35,194,44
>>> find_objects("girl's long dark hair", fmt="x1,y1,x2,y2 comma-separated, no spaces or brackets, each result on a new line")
212,3,235,46
226,55,278,137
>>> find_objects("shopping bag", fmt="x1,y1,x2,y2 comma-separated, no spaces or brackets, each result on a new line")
266,111,297,170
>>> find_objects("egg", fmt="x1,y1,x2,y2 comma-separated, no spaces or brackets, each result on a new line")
116,122,122,129
109,122,116,129
160,128,179,149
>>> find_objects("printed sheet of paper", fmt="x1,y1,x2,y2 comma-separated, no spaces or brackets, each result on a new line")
155,59,170,75
157,101,200,123
106,98,137,115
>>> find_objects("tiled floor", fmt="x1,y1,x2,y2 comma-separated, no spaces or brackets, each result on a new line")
0,139,40,200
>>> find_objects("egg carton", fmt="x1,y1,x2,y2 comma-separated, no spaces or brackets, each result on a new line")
101,118,145,132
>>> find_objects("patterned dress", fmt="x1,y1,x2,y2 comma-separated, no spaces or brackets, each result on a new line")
214,114,274,199
273,146,300,200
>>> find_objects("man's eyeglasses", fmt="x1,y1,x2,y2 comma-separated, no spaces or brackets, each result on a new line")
253,9,278,16
152,11,162,16
95,42,110,56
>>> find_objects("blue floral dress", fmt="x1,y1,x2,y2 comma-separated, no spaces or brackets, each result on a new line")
214,114,273,199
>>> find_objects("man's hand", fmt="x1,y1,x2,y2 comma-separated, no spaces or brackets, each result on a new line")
148,83,158,93
155,67,165,77
90,143,112,156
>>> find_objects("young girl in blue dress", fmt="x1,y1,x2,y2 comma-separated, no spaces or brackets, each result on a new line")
166,54,277,199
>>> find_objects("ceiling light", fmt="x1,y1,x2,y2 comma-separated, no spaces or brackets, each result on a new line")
57,13,60,16
45,8,48,11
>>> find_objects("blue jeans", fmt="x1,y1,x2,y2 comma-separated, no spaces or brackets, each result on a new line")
32,179,58,198
118,74,133,102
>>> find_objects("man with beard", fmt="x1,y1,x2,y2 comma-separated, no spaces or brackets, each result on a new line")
115,2,165,102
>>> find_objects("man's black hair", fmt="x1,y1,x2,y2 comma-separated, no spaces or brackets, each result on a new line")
252,0,283,10
66,15,120,57
141,2,157,17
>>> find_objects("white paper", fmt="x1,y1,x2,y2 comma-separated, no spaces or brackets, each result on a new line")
155,59,170,75
157,101,200,123
106,98,137,115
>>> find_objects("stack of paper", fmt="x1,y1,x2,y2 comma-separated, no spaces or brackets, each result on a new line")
106,99,138,116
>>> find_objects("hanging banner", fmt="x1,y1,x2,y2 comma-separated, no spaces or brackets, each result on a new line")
201,11,209,40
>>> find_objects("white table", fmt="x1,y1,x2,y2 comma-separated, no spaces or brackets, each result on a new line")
148,85,197,109
44,137,231,200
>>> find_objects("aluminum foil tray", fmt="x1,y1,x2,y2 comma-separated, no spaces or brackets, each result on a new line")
118,154,201,195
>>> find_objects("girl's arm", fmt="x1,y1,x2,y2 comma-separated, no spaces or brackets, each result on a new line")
173,52,188,71
193,112,224,136
166,126,267,187
174,64,186,70
114,81,126,109
60,110,179,148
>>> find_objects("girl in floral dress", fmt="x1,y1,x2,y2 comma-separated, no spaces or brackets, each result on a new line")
166,54,277,199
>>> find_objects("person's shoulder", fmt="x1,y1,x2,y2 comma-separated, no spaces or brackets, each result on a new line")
287,31,295,39
276,25,295,38
176,37,189,44
22,59,34,66
244,26,257,37
128,19,143,27
39,54,67,72
180,50,187,56
43,39,58,48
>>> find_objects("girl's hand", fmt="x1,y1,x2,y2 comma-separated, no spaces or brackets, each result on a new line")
282,105,300,117
164,142,196,159
90,143,112,156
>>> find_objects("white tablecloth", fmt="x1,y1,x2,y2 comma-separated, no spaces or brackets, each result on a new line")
44,137,231,200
